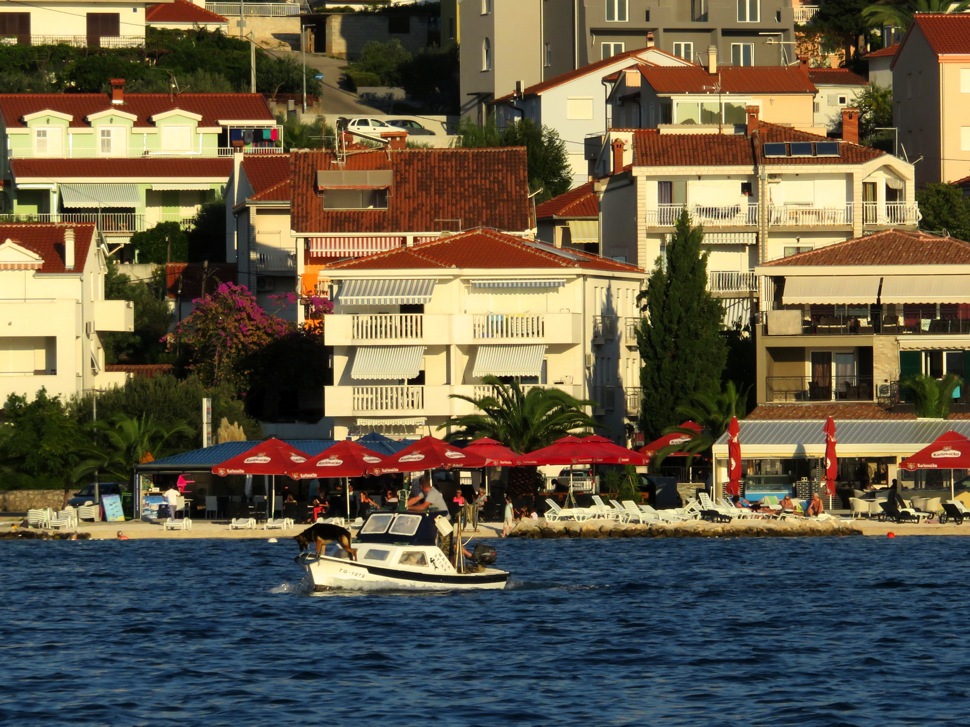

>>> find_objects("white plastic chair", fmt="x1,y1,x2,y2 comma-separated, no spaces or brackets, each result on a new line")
164,517,192,531
27,508,51,528
849,497,870,519
230,517,256,530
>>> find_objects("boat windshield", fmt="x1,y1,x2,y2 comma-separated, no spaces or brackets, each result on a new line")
360,513,421,537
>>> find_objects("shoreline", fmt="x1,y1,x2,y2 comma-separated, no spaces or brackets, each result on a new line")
3,515,970,540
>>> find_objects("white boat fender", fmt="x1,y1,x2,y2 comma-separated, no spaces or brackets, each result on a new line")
268,537,278,543
434,515,452,537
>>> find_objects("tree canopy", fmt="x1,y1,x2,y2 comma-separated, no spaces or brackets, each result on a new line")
862,0,970,31
637,211,727,442
102,261,172,365
807,0,873,64
855,82,894,150
916,183,970,242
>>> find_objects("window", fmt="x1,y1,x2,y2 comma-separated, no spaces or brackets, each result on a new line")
481,0,491,14
322,188,388,210
673,42,693,61
606,0,628,22
482,37,491,71
731,43,753,66
962,126,970,152
161,126,192,152
601,42,625,60
784,245,812,257
34,127,63,156
544,42,551,67
737,0,759,22
0,12,30,44
692,0,708,21
99,126,126,156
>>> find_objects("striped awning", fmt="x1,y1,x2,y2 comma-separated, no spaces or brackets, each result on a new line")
703,232,757,246
782,276,882,305
567,219,598,243
473,344,546,378
470,279,566,289
337,278,435,306
881,276,970,304
351,346,424,380
59,183,140,208
151,183,213,191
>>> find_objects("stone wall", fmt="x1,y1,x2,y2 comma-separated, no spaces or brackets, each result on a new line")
224,17,301,50
325,15,437,59
1,490,68,513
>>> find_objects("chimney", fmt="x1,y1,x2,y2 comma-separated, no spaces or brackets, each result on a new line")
746,105,760,137
707,45,717,75
798,55,810,76
841,107,859,144
64,227,75,271
109,78,125,105
611,138,625,175
384,130,407,150
646,31,655,48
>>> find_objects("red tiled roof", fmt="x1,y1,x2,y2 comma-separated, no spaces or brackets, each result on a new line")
241,155,291,202
910,13,970,55
535,181,598,219
865,44,899,59
807,68,868,86
0,92,273,129
324,227,642,273
291,147,533,234
630,122,884,167
636,64,816,94
0,223,94,273
952,174,970,187
747,404,917,420
146,0,227,23
760,229,970,267
12,157,233,180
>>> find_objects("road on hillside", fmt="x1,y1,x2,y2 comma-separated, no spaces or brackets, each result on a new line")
262,48,383,119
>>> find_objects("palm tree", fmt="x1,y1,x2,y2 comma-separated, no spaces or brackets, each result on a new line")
901,373,963,418
652,381,750,471
73,413,193,485
863,0,970,31
442,376,597,498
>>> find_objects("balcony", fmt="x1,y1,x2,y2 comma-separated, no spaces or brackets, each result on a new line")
92,300,134,333
764,308,970,337
472,313,544,340
709,271,757,295
766,376,874,403
352,386,424,414
252,247,296,273
861,202,920,227
1,213,146,235
592,315,618,343
206,2,302,16
1,35,143,48
624,317,641,348
794,6,820,24
768,204,851,227
625,387,641,417
645,203,758,228
590,385,617,414
352,314,423,341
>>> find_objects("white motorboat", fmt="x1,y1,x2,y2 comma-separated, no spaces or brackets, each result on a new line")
297,512,509,592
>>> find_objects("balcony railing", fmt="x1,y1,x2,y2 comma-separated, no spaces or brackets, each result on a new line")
0,212,145,234
624,317,641,348
709,270,758,294
861,202,920,226
768,204,851,226
353,386,423,413
9,144,284,160
352,314,423,341
253,247,296,272
1,35,143,48
766,376,874,403
645,203,758,227
472,313,545,339
766,309,970,336
625,387,641,416
591,385,616,413
794,6,820,24
207,2,302,16
592,315,618,342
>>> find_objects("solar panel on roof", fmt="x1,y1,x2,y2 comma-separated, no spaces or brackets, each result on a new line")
815,141,840,157
790,142,814,156
763,142,787,157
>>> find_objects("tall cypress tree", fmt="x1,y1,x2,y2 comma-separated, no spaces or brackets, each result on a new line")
637,211,727,441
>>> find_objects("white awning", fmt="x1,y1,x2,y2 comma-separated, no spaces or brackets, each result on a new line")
782,276,882,305
703,232,757,245
59,183,140,208
151,183,213,191
567,219,598,243
473,344,546,378
351,346,424,380
881,276,970,304
337,278,435,306
355,417,426,427
469,279,566,289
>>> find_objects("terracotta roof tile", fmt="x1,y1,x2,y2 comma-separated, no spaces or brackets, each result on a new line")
241,155,291,202
637,64,816,94
0,223,94,273
760,229,970,267
758,122,884,164
807,68,869,86
11,157,233,180
910,13,970,55
747,404,916,420
535,181,598,219
0,92,273,129
864,44,899,59
291,147,533,234
146,0,227,23
324,227,642,273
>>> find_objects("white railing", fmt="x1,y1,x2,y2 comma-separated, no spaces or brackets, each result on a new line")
591,385,616,412
794,6,819,24
0,212,145,233
768,204,852,226
253,248,296,271
645,203,758,227
10,143,283,160
471,384,552,400
593,315,618,341
307,236,403,258
352,314,423,341
472,313,545,339
353,386,423,412
1,35,143,48
861,202,920,226
206,2,302,17
708,270,758,293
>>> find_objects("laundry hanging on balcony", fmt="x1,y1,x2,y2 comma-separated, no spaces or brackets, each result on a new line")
473,344,546,378
351,346,425,380
336,278,435,306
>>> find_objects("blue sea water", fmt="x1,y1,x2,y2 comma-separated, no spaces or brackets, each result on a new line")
2,534,969,726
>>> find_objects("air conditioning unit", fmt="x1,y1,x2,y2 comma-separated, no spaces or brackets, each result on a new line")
256,277,274,293
877,384,892,397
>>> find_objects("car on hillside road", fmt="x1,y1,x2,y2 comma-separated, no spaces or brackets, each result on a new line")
341,117,396,135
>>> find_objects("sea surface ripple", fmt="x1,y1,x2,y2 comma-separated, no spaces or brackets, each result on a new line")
1,535,969,725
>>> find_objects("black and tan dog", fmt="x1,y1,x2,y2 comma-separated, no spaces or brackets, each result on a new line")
294,523,357,560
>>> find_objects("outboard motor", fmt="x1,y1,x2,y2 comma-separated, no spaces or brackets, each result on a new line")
471,544,497,566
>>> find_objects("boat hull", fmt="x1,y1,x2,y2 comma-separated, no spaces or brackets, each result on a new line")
303,554,509,592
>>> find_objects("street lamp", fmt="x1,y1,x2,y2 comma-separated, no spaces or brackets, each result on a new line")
302,24,313,114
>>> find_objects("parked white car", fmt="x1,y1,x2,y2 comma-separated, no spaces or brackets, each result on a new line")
342,117,396,134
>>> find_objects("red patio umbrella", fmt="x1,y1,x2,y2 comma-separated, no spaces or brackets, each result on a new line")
211,438,311,519
286,440,389,520
578,434,646,465
461,437,533,467
379,435,489,474
639,421,703,464
726,417,742,497
525,435,599,466
823,417,838,497
900,430,970,499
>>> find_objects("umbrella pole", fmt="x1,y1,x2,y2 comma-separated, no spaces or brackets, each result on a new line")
345,476,350,520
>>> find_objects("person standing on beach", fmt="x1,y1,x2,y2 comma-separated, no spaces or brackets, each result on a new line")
472,488,487,531
502,495,514,538
163,483,180,520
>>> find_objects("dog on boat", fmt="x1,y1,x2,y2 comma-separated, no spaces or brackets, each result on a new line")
294,523,357,560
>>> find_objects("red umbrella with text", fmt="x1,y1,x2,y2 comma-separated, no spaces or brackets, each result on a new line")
639,421,703,466
379,436,489,474
286,440,390,519
726,417,742,497
823,417,838,497
900,430,970,500
211,438,311,520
